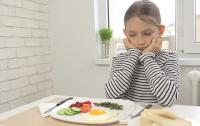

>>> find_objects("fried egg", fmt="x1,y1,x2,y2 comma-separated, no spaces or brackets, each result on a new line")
81,108,119,122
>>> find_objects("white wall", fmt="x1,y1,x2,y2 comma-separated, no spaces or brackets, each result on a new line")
50,0,110,98
0,0,53,113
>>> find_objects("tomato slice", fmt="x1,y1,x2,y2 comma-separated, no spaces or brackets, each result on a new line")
82,101,92,105
80,104,92,113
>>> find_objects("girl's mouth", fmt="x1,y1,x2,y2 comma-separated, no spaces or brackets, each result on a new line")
137,46,147,51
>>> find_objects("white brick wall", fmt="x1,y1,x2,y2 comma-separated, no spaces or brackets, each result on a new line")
4,38,25,47
1,0,22,7
0,89,21,103
0,0,53,113
0,103,9,113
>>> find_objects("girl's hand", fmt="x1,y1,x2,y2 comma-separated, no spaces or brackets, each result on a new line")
123,38,136,50
142,37,162,54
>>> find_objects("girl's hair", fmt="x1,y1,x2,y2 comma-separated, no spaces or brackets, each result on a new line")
124,0,161,26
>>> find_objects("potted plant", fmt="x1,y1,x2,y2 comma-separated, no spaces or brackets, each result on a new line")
99,28,113,58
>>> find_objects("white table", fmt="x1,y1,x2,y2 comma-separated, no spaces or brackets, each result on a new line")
0,95,200,126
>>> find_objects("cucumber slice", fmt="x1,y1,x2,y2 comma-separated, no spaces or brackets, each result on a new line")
71,107,81,113
57,108,68,115
64,108,77,116
58,108,80,116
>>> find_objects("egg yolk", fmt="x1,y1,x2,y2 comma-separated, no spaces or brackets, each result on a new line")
89,109,106,115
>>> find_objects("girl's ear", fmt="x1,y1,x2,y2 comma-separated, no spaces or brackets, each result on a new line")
159,25,165,36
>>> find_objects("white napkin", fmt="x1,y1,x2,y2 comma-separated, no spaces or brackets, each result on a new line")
37,103,56,117
119,103,144,124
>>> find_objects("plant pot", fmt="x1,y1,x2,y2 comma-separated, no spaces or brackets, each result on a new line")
103,43,110,59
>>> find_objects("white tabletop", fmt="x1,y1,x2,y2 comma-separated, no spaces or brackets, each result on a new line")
0,95,200,122
169,105,200,121
0,95,65,121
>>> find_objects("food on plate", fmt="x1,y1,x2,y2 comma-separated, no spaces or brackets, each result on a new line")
56,100,122,122
81,108,119,122
94,102,123,110
57,101,92,115
69,101,92,113
69,101,92,108
57,107,81,116
57,108,69,115
140,108,191,126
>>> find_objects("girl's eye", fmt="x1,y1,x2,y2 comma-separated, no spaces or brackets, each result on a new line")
129,34,136,37
144,32,152,36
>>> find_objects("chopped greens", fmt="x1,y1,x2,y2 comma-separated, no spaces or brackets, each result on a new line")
94,102,123,110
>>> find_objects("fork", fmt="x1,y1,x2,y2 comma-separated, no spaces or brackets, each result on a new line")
129,104,152,119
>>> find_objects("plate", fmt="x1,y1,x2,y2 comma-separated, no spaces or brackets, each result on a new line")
50,97,143,124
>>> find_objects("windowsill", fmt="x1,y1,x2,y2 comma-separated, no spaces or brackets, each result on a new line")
179,58,200,66
95,58,200,66
95,58,110,65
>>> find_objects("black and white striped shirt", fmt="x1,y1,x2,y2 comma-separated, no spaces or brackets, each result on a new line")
105,48,180,107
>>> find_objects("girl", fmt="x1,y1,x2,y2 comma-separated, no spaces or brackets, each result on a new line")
105,0,180,107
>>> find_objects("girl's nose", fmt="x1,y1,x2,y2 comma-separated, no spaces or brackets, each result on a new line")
136,36,145,46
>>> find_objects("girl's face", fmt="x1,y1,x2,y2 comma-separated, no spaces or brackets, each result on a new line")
124,17,162,51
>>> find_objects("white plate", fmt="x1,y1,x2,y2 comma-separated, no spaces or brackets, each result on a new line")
50,97,143,124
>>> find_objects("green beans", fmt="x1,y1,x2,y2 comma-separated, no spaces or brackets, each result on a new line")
94,102,123,110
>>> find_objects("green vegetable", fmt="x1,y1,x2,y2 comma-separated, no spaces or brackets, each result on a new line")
64,109,77,116
94,102,123,110
57,108,68,115
57,107,80,116
71,107,81,113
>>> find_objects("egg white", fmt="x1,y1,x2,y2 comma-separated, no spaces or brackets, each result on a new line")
81,109,119,122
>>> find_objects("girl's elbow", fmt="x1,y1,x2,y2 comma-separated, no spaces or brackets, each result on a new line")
159,94,178,107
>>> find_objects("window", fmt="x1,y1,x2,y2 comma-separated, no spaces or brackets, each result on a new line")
182,0,200,53
95,0,200,64
108,0,175,57
196,0,200,43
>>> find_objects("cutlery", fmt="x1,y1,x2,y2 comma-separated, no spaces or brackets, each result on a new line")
43,97,73,114
129,104,152,119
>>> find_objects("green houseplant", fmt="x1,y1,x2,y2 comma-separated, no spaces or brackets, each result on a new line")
99,28,113,58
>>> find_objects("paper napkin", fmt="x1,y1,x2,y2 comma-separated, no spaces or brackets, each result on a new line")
119,103,144,124
37,103,56,117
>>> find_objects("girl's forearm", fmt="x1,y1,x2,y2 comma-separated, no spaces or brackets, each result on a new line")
140,53,180,106
105,49,141,98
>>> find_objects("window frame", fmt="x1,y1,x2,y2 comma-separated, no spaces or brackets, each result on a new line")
95,0,200,65
94,0,109,59
176,0,200,62
182,0,200,53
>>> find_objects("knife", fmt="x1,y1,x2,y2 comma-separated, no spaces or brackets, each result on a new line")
43,97,73,114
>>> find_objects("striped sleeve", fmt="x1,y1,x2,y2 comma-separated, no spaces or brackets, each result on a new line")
105,48,141,99
140,52,180,107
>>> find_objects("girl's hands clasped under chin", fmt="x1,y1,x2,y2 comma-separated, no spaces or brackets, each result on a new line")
142,37,162,55
123,38,136,50
123,37,162,55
